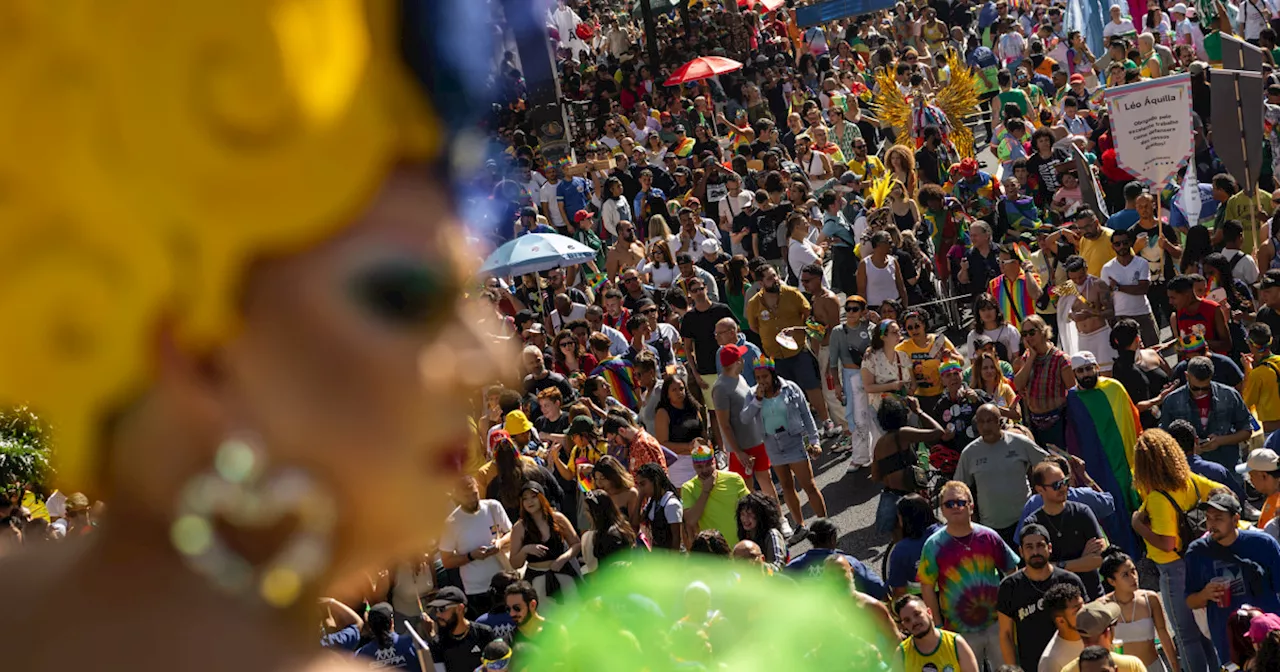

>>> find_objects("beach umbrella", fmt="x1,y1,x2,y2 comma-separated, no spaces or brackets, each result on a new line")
478,232,597,278
663,56,743,86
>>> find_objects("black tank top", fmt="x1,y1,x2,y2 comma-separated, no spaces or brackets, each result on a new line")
522,517,568,558
663,402,704,443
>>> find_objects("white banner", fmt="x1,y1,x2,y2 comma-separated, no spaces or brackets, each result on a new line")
1103,74,1194,187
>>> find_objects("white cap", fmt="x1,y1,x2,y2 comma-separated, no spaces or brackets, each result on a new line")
739,191,756,209
1070,351,1098,370
1172,2,1188,14
700,238,721,254
1237,448,1280,474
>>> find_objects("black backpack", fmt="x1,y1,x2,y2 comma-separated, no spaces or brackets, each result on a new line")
1155,479,1207,557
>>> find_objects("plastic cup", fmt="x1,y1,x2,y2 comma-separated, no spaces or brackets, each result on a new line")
1211,576,1232,608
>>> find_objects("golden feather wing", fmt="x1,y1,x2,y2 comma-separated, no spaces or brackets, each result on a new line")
935,51,981,158
870,68,911,149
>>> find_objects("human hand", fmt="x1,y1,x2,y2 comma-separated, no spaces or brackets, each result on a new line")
1201,579,1229,606
551,556,568,572
699,467,719,485
525,544,549,559
904,395,921,413
1084,537,1106,556
1108,277,1118,289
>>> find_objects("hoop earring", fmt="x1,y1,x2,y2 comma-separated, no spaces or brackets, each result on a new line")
170,434,336,608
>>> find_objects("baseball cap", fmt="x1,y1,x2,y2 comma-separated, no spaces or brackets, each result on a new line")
838,170,860,185
1069,73,1085,84
739,191,756,208
1172,2,1188,13
1070,351,1098,370
972,334,995,349
1189,61,1207,75
1237,448,1280,474
1207,492,1242,515
368,602,395,621
574,209,594,223
567,414,596,436
674,124,687,134
1246,613,1280,642
520,206,538,217
1075,601,1121,638
1263,270,1280,290
700,238,721,254
425,587,468,609
718,343,749,368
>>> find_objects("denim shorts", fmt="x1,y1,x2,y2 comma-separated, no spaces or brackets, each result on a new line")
875,489,905,534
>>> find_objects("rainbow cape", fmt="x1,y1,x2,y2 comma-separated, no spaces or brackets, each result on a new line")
1064,378,1141,555
590,357,640,410
672,137,695,158
988,273,1037,324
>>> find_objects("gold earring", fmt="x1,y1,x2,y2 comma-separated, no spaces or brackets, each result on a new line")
170,435,336,608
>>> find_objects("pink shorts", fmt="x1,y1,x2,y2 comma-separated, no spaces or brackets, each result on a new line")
728,443,772,480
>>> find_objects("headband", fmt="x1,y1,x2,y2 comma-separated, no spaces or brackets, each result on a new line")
878,319,896,336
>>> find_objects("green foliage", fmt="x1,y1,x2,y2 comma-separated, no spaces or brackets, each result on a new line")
0,406,52,491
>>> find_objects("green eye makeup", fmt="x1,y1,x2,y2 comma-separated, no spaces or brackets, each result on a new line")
350,261,455,327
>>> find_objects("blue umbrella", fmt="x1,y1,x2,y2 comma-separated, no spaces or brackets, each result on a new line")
478,232,598,278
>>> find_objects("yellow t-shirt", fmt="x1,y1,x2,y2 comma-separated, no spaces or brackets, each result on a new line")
900,629,962,672
895,334,958,398
746,285,812,359
1243,354,1280,424
1142,472,1224,565
1062,652,1147,672
847,155,886,183
1078,227,1116,277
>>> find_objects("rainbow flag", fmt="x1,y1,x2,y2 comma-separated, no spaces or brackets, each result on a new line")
988,272,1037,324
672,137,695,158
1064,378,1141,554
590,357,640,410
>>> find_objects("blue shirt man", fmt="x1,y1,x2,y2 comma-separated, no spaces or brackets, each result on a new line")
557,176,592,223
1186,493,1280,668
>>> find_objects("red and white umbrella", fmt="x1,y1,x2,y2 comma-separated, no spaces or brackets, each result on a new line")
739,0,785,10
663,56,744,86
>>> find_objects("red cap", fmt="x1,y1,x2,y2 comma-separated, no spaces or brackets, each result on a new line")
958,157,979,178
1069,73,1085,84
574,209,594,223
718,344,749,368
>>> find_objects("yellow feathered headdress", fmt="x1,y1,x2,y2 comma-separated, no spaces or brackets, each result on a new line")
865,173,898,210
0,0,441,489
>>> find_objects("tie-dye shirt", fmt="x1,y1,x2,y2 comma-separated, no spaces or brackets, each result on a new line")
917,524,1019,633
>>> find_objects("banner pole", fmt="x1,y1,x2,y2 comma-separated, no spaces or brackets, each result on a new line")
1232,73,1262,261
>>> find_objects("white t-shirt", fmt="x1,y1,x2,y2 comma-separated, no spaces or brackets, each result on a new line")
966,324,1022,359
541,180,567,229
788,238,821,280
1037,632,1085,672
643,262,680,288
550,303,589,332
1103,19,1136,39
1100,255,1153,317
439,500,512,595
522,173,549,204
1223,248,1261,286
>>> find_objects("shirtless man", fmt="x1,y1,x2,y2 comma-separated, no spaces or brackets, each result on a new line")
606,220,645,278
799,262,846,437
1064,255,1117,373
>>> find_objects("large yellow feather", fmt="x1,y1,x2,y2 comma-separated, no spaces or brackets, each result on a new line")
870,68,912,149
935,51,981,158
866,172,896,210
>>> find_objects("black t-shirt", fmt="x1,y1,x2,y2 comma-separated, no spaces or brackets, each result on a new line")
965,246,1002,297
1260,305,1280,353
697,252,730,282
534,412,570,436
679,302,736,375
915,147,944,186
936,388,992,454
1022,502,1107,599
524,372,574,417
733,210,762,259
622,287,656,312
1026,152,1063,203
429,622,496,672
997,567,1088,672
757,204,791,261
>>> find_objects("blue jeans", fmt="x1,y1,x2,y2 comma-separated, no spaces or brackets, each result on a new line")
1157,558,1217,672
876,489,905,534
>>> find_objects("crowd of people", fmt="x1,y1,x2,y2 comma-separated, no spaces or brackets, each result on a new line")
12,0,1280,670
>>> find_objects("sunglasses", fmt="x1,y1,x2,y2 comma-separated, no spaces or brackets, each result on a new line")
1190,384,1212,394
641,307,659,315
942,499,970,509
906,323,924,331
623,277,640,283
558,341,574,347
1021,329,1039,337
1043,477,1069,491
846,304,865,312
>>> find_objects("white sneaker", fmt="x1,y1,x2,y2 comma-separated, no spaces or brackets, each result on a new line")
780,518,795,539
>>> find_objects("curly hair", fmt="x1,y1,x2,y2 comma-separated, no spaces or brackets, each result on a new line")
1132,429,1191,496
735,491,782,545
